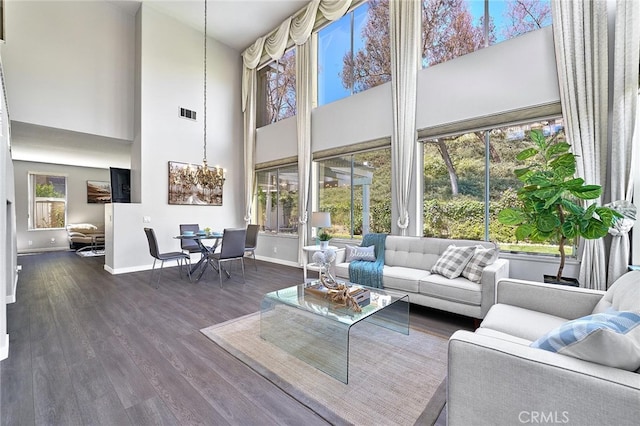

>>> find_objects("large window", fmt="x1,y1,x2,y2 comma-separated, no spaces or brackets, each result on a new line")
317,0,390,106
256,166,299,235
422,118,569,255
258,49,296,126
29,173,67,230
421,0,551,68
316,148,392,239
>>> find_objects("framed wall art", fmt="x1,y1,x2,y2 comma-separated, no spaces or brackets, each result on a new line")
87,180,111,203
168,161,225,206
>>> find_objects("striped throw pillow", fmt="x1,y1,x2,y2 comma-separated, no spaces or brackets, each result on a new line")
531,309,640,371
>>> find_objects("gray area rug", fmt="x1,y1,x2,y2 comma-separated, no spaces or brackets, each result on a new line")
201,312,448,425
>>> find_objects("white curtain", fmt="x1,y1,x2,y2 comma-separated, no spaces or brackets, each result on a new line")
243,68,257,223
389,0,420,236
607,0,640,286
296,42,312,265
552,0,609,290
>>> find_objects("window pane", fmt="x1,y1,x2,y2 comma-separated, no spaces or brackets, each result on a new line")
255,167,298,235
491,0,552,45
260,50,296,125
353,150,392,235
317,148,391,239
318,13,351,105
350,1,391,94
489,118,571,255
422,0,485,68
256,170,277,233
30,174,66,229
277,166,299,235
423,132,486,239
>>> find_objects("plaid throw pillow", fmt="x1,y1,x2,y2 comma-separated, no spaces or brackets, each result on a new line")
462,245,499,283
431,245,477,279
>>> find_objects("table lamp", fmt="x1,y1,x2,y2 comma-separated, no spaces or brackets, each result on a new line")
311,211,331,246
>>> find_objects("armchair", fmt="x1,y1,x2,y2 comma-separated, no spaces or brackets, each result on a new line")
448,272,640,426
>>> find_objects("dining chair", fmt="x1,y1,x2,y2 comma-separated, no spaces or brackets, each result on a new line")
244,224,260,271
208,228,247,287
179,223,201,255
144,228,191,288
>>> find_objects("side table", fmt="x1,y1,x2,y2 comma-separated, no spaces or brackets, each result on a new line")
302,244,338,281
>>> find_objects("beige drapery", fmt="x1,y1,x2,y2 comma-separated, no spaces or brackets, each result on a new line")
607,0,640,286
552,0,609,290
389,0,420,236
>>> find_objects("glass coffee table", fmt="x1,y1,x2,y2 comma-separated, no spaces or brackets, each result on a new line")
260,282,409,383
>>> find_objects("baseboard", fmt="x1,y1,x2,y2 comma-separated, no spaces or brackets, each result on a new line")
0,333,8,361
6,265,20,304
104,261,183,275
18,247,70,254
255,255,299,268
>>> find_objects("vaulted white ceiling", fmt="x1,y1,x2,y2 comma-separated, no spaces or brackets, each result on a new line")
112,0,308,51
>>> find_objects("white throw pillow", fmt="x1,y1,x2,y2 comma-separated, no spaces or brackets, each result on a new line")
345,245,376,262
461,245,499,283
430,245,477,279
530,309,640,371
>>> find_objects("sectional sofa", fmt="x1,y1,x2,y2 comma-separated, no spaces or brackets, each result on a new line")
334,236,510,319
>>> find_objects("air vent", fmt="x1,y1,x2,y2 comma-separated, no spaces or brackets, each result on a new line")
179,107,197,121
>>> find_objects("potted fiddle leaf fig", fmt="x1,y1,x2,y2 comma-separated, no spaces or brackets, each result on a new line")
498,129,621,285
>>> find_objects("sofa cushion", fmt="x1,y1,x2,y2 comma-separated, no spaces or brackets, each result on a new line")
382,266,431,293
481,304,568,342
592,270,640,314
384,236,441,270
431,245,476,279
335,262,350,280
531,309,640,371
419,274,482,305
462,245,499,283
474,327,533,346
345,245,376,262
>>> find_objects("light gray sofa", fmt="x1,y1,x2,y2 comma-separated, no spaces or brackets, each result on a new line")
448,272,640,426
334,236,510,319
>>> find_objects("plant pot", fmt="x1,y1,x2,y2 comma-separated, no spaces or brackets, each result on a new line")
319,241,329,250
543,275,580,287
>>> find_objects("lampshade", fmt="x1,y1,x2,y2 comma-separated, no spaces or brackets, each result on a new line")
311,212,331,228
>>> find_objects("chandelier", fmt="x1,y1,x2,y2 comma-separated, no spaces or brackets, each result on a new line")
198,0,225,191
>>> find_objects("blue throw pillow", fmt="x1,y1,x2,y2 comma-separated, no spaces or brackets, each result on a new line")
530,309,640,371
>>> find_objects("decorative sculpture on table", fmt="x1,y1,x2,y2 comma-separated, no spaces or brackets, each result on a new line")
312,249,362,312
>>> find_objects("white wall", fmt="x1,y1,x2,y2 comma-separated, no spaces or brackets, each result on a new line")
1,54,15,360
105,4,244,273
2,0,135,140
12,160,110,252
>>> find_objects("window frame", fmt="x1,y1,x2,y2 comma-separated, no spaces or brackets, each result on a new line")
28,172,68,231
420,115,575,258
255,165,299,236
315,145,392,240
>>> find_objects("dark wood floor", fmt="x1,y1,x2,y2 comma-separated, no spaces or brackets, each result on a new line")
1,251,473,425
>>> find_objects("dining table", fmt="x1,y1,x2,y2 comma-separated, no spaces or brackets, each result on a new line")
175,232,224,281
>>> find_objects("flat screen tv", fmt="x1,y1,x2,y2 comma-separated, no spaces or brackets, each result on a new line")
110,167,131,203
